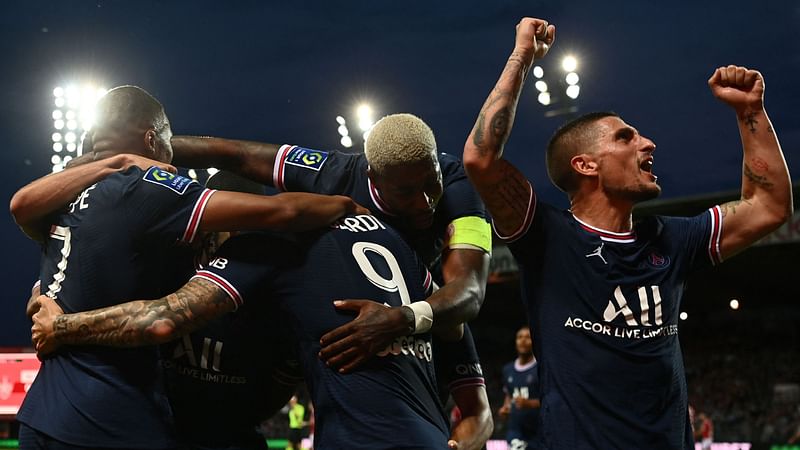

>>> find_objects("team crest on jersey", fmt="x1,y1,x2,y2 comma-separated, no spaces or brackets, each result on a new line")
646,248,670,268
143,167,194,194
284,146,329,171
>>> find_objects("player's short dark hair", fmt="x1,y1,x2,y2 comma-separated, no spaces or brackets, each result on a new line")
93,85,170,140
546,111,619,194
205,171,265,195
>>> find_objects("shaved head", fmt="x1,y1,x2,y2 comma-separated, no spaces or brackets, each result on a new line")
89,85,173,162
546,111,618,193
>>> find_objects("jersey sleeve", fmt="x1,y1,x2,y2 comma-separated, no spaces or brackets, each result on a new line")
662,205,724,270
122,166,216,245
433,324,485,402
437,154,492,253
191,233,281,309
272,145,354,194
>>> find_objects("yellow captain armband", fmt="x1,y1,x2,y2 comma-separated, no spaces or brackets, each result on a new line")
444,216,492,254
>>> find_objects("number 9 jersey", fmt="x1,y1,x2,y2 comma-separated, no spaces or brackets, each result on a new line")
194,214,450,450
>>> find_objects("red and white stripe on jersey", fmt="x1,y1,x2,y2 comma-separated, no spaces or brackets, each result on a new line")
448,376,486,394
192,270,244,310
367,178,397,216
707,205,723,266
272,144,295,192
422,269,433,295
180,189,217,244
494,180,536,243
572,214,637,243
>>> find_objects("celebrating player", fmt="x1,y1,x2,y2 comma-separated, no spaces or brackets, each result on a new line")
462,17,792,448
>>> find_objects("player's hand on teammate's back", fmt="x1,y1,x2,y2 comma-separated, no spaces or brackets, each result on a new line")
347,200,372,217
708,65,765,112
318,300,414,373
31,295,64,358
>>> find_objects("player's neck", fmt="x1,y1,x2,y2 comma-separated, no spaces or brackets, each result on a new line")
570,192,633,233
516,354,534,365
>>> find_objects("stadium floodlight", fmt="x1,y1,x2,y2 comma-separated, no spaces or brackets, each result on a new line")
537,92,551,106
565,72,579,85
532,66,544,79
340,135,353,148
337,125,349,137
356,103,374,131
336,116,346,125
51,155,61,165
562,55,578,72
566,85,581,99
679,312,688,321
729,299,740,310
50,83,107,171
534,81,548,93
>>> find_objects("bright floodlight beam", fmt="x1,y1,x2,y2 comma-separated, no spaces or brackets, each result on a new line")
532,66,544,79
356,103,374,132
729,299,740,310
562,55,578,73
534,80,548,93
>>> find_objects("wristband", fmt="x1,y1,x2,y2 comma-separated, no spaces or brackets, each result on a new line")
404,301,433,334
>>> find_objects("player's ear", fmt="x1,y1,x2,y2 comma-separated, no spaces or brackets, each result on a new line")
571,154,598,177
143,129,158,156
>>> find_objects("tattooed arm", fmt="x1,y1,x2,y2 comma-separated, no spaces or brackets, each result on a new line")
31,278,235,355
708,66,793,260
462,17,555,236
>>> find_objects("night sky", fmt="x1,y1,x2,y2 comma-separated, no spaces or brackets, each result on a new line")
1,1,798,346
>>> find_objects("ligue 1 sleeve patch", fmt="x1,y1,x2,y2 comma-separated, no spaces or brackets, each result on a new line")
142,166,195,194
284,146,329,171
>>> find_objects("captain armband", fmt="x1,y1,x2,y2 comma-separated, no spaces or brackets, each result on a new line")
444,216,492,254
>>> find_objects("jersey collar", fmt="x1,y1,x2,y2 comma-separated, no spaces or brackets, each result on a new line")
367,178,398,216
571,213,636,243
515,357,537,371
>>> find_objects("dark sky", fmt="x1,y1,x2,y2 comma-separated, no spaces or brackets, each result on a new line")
1,1,798,346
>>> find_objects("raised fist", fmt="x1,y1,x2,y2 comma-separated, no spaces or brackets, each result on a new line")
515,17,555,60
708,65,765,112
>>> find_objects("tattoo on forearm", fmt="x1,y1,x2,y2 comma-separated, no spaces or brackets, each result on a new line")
743,163,774,190
491,107,512,142
57,279,235,347
743,112,759,134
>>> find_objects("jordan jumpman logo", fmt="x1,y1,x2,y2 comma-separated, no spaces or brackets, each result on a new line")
585,242,607,264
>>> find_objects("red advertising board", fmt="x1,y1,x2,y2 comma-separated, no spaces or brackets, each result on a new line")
0,353,40,417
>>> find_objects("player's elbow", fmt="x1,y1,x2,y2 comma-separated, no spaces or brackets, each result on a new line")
462,147,491,178
9,189,35,226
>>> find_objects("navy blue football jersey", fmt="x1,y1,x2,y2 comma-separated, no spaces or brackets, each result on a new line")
272,145,488,265
432,325,485,406
503,193,722,450
19,166,215,448
501,359,540,447
195,215,450,449
161,303,301,450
